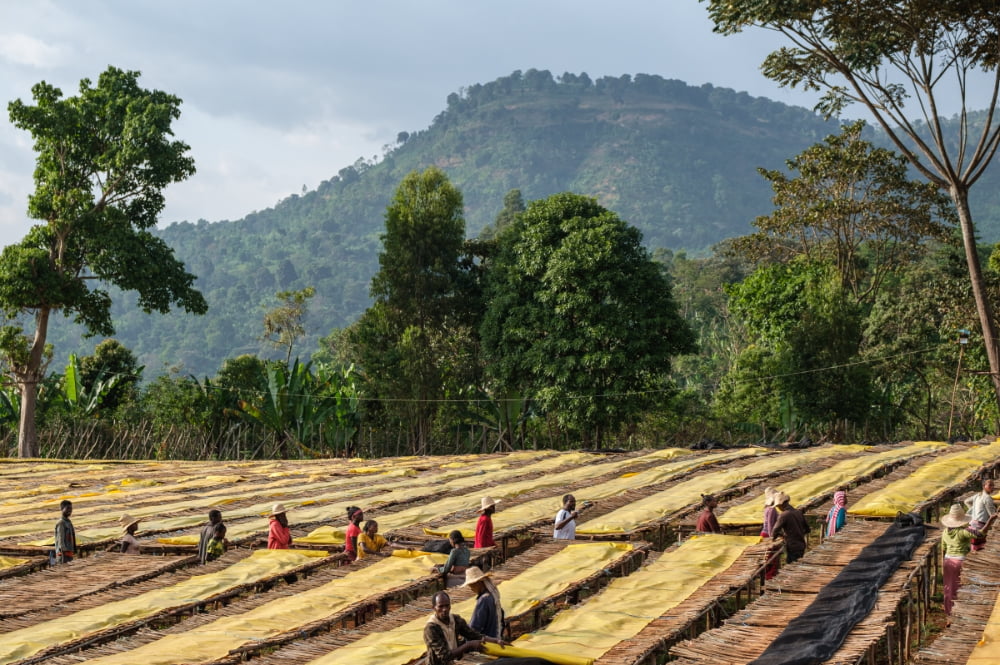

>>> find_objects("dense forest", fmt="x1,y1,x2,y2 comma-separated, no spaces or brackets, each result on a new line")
7,70,1000,458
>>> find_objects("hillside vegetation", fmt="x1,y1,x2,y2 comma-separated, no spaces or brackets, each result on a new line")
41,70,1000,377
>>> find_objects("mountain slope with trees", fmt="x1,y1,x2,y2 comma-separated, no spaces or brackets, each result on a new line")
39,70,1000,378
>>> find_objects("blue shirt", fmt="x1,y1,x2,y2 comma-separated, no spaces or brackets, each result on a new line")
470,591,500,638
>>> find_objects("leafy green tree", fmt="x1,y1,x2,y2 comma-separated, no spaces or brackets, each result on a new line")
725,261,872,436
261,286,316,364
352,167,467,453
734,121,955,306
480,188,525,240
3,66,206,457
482,193,696,447
703,0,1000,421
863,248,966,438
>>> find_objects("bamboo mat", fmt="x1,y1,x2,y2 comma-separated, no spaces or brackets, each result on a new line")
0,556,46,581
245,540,649,665
0,552,195,619
0,550,255,635
915,545,1000,664
668,521,904,664
593,539,773,665
40,552,453,665
389,451,758,544
0,551,343,665
679,455,854,532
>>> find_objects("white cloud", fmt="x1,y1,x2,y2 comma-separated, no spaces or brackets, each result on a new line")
0,33,64,68
160,106,384,225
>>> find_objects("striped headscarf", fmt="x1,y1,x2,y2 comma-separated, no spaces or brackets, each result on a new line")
826,491,847,537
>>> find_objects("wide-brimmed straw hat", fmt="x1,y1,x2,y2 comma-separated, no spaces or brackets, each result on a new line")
462,566,491,586
941,503,971,528
270,503,288,516
763,487,776,507
774,492,791,506
118,514,140,533
477,496,501,512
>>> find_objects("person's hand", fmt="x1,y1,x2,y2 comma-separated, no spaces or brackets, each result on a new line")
465,640,483,653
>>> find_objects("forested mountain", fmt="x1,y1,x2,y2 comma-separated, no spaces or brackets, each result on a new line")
41,70,1000,377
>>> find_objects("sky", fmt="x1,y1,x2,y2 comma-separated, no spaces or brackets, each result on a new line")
0,1,990,249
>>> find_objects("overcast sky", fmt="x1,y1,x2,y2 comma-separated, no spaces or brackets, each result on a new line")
1,2,990,249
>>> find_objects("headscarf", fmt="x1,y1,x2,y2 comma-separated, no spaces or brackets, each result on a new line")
826,491,847,537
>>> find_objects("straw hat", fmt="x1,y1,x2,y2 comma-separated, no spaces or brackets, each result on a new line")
774,492,791,507
462,566,491,586
118,514,140,533
941,503,971,528
763,487,776,507
269,503,288,516
477,496,501,512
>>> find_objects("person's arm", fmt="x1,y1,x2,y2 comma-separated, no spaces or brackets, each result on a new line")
983,512,999,534
360,535,388,556
771,512,786,540
554,509,577,531
456,615,499,650
424,623,460,663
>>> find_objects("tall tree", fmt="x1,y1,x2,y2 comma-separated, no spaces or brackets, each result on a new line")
262,286,316,365
702,0,1000,420
734,121,955,306
482,193,695,447
352,167,466,453
3,67,206,457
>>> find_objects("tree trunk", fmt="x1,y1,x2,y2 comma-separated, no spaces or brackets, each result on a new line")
17,381,39,458
951,185,1000,429
17,307,51,458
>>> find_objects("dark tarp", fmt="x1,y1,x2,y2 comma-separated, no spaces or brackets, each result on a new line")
749,513,925,665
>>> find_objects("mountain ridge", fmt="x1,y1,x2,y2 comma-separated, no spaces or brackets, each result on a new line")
40,70,999,377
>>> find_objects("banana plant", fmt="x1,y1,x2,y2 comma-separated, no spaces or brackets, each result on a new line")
237,359,361,457
0,385,19,429
60,354,124,417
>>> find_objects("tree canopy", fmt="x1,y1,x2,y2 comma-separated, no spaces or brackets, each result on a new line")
352,167,469,453
482,193,696,446
702,0,1000,423
3,66,206,456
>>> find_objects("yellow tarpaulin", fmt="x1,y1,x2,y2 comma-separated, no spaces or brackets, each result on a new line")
0,555,29,570
78,552,447,665
850,440,1000,517
423,448,765,539
485,534,760,665
0,549,327,665
719,441,945,526
578,445,866,535
293,453,627,546
153,451,595,547
304,542,634,665
967,587,1000,664
71,455,544,546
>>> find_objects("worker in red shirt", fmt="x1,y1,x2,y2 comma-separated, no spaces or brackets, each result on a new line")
474,496,500,548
